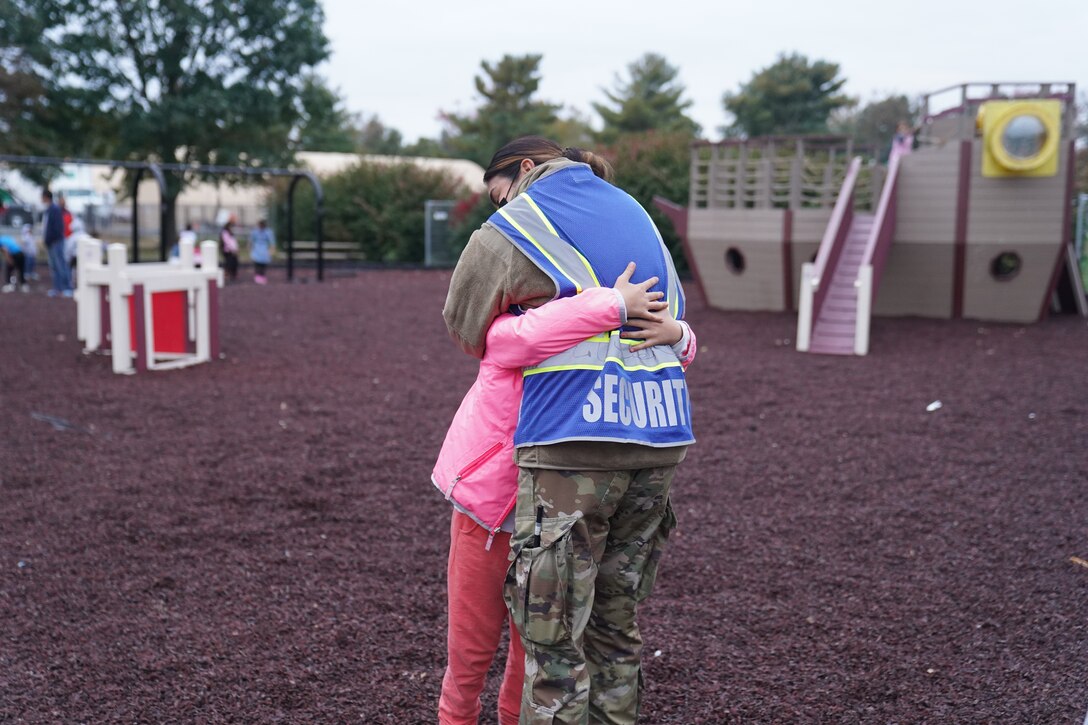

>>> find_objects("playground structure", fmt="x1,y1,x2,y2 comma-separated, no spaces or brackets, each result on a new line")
76,235,223,374
656,82,1083,355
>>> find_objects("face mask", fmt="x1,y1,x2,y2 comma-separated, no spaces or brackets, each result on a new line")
494,174,517,209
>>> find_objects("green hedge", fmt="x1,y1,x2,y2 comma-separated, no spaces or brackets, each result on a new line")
274,161,472,263
270,137,694,269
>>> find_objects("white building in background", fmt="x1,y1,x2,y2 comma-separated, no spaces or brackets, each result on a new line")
50,164,116,224
131,151,486,230
295,152,485,192
1,152,485,233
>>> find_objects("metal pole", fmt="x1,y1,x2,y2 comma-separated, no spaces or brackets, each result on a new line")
314,183,324,282
286,175,300,282
285,172,325,282
131,167,145,263
144,163,169,261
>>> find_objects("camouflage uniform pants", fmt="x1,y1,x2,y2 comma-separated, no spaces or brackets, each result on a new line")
504,466,677,724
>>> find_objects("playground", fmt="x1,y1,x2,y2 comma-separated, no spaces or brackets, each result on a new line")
1,270,1085,723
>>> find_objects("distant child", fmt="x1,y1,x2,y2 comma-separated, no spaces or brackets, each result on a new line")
220,216,239,282
21,223,37,280
179,222,197,248
0,234,28,292
891,121,915,158
66,216,84,286
172,223,198,259
250,219,275,285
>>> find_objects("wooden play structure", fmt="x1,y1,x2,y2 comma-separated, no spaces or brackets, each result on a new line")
76,235,223,374
656,82,1083,355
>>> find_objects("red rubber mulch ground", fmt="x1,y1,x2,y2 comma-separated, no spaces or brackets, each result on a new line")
2,269,1086,723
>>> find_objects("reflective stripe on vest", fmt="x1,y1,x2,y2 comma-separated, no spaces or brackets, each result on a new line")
493,193,601,298
486,166,694,448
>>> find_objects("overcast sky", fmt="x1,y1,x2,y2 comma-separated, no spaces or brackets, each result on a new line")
321,0,1086,144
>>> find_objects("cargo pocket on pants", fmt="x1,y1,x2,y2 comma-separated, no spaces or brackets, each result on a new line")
506,516,580,646
635,499,677,602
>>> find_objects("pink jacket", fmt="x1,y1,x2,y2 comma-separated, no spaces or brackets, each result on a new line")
432,288,696,549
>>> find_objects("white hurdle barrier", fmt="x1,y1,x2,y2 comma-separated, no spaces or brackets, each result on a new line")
76,235,224,374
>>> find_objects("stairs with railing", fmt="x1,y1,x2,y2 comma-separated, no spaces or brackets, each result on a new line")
797,150,903,356
807,213,874,355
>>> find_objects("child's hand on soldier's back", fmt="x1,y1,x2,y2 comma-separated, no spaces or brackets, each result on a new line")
612,261,666,322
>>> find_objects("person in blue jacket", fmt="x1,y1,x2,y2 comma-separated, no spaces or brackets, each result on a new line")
1,234,28,292
41,189,71,297
249,218,275,285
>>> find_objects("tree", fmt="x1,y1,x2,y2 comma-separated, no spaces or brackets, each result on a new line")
442,54,560,165
545,108,597,150
0,53,54,162
354,114,405,156
401,136,454,158
0,1,106,181
296,75,357,153
593,53,700,144
277,161,469,263
722,53,855,138
297,84,407,157
604,131,693,273
831,94,914,160
9,0,329,243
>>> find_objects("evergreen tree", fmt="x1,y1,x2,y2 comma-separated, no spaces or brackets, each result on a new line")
443,54,560,165
593,53,700,144
605,130,693,273
353,114,405,156
297,75,358,153
401,136,453,158
545,108,597,150
723,53,855,138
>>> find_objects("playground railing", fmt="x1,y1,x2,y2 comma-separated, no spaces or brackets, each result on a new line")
689,137,861,210
811,156,861,321
795,156,861,352
853,150,903,355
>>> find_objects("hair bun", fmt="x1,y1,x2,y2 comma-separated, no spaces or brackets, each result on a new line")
567,149,614,183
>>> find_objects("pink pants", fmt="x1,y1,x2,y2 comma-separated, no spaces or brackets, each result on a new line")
439,511,525,725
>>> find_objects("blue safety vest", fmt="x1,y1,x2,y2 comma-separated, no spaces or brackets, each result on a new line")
488,163,693,448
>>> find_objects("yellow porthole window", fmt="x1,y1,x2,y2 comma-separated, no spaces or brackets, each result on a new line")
978,99,1061,177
